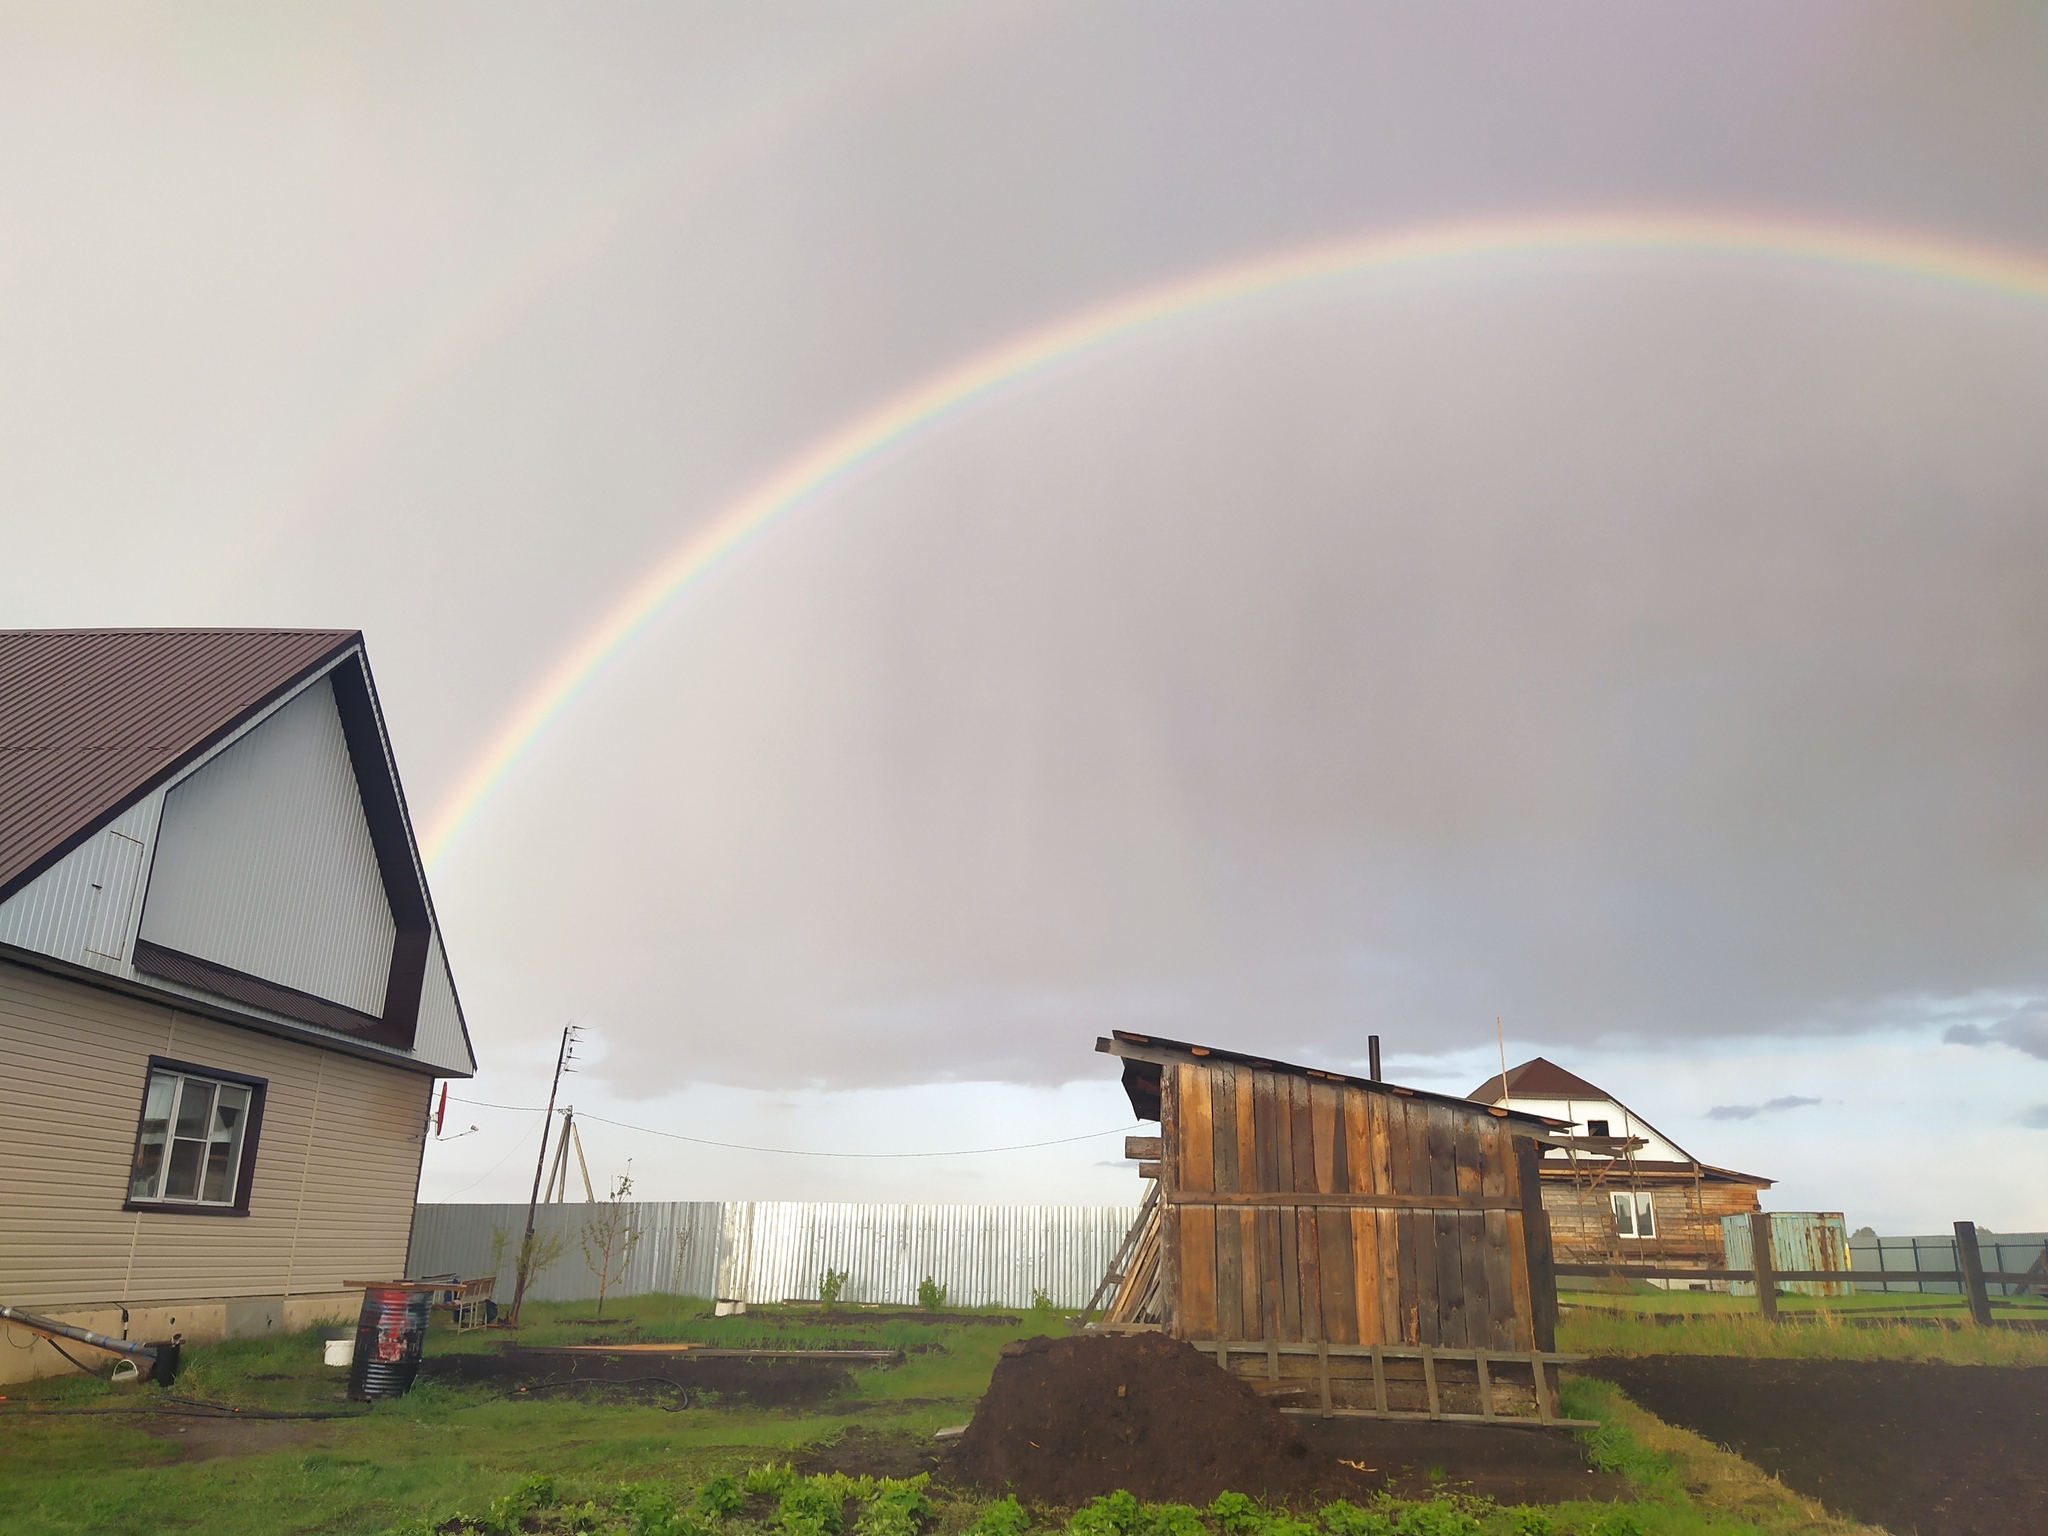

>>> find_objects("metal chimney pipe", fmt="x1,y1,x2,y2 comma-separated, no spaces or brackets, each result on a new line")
1368,1035,1382,1082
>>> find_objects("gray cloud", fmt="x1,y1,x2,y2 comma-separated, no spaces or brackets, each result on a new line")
1707,1096,1823,1123
7,8,2048,1097
1944,1005,2048,1060
2021,1106,2048,1131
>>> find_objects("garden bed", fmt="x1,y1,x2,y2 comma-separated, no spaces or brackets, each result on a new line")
1583,1355,2048,1536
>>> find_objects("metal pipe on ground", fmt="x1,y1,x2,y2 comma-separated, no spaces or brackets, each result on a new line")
0,1305,180,1384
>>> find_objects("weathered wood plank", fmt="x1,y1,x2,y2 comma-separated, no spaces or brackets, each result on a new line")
1252,1069,1284,1341
1345,1087,1381,1344
1368,1092,1400,1345
1235,1065,1261,1339
1479,1124,1516,1349
1317,1081,1358,1344
1429,1106,1464,1347
1389,1099,1421,1344
1271,1072,1303,1341
1454,1112,1488,1349
1160,1063,1182,1334
1179,1063,1218,1338
1514,1137,1556,1351
1211,1062,1243,1342
1405,1104,1438,1344
1290,1076,1323,1341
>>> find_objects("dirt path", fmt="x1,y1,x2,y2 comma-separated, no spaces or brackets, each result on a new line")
1583,1356,2048,1536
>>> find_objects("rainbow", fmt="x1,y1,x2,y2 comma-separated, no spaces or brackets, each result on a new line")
419,209,2048,867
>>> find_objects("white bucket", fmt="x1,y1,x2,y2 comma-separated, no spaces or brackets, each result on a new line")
713,1298,747,1317
323,1338,355,1368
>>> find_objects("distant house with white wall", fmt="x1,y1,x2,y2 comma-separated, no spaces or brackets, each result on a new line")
0,630,475,1382
1468,1057,1770,1273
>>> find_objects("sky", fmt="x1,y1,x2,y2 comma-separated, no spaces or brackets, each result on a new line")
5,3,2048,1231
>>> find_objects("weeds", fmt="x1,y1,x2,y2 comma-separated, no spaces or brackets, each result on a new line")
967,1497,1032,1536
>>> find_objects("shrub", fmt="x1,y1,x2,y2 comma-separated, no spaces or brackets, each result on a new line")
746,1464,802,1499
1510,1512,1554,1536
778,1480,846,1536
1208,1493,1262,1536
622,1483,713,1536
966,1495,1031,1536
1069,1490,1143,1536
821,1269,850,1310
1587,1514,1643,1536
917,1276,948,1311
1391,1503,1480,1536
857,1478,933,1536
1143,1504,1205,1536
698,1475,747,1519
1317,1501,1394,1536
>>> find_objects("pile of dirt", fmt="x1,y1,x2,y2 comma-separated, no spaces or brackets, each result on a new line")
947,1334,1384,1508
1584,1356,2048,1536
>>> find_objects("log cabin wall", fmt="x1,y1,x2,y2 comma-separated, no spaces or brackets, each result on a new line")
1540,1174,1763,1268
1155,1056,1553,1351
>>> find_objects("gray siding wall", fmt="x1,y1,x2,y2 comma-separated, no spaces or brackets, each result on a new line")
407,1201,1144,1309
0,797,164,973
139,678,395,1015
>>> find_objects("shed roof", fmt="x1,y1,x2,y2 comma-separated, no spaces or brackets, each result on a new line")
1467,1056,1612,1105
1098,1030,1564,1128
0,628,358,902
1536,1158,1774,1187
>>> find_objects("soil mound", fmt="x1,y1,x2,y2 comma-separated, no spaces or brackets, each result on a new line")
947,1333,1383,1507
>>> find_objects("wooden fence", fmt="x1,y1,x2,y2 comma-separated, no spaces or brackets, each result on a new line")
1558,1216,2045,1324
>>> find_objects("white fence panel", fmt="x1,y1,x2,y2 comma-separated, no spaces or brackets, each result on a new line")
409,1201,1142,1308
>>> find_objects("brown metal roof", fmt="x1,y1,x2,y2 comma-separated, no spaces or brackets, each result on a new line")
0,628,359,902
1099,1030,1565,1128
1535,1158,1775,1187
1467,1056,1613,1105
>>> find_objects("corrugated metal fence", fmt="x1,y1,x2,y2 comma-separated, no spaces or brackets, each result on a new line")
407,1202,1143,1308
1721,1212,1851,1297
1851,1230,2048,1297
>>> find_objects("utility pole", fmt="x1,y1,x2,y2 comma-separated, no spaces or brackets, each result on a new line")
509,1023,579,1328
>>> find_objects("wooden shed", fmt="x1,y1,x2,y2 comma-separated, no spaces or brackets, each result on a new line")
1094,1032,1573,1422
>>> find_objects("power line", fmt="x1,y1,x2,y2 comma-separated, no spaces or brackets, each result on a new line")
443,1094,1139,1159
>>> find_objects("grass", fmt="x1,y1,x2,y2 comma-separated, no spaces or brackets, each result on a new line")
1556,1284,2048,1365
0,1290,1978,1536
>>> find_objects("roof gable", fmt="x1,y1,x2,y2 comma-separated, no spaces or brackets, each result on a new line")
0,629,358,902
1468,1056,1611,1104
0,629,474,1077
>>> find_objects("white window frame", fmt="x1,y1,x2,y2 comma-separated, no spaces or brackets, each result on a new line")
127,1060,265,1213
1611,1190,1656,1239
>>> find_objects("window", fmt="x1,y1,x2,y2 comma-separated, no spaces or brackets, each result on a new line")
1611,1191,1656,1238
1585,1118,1611,1138
127,1061,265,1213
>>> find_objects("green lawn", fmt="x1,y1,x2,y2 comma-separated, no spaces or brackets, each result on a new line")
0,1294,1907,1536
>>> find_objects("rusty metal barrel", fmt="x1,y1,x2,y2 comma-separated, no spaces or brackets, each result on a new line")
346,1283,434,1400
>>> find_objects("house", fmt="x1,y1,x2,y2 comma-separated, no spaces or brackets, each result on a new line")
1468,1058,1771,1274
0,630,476,1382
